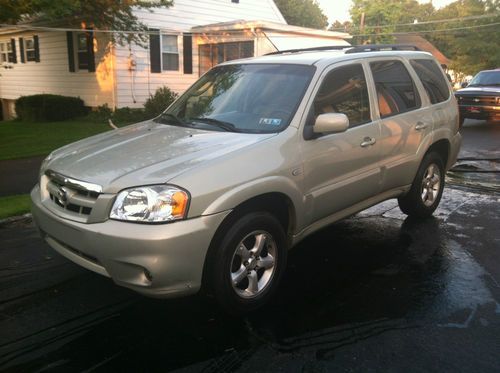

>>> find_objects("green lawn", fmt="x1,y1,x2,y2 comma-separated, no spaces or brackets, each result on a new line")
0,194,31,220
0,119,113,161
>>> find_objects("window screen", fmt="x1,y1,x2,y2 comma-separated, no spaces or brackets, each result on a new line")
25,38,36,62
313,64,371,127
162,35,179,71
370,60,420,118
199,41,254,75
77,33,88,69
410,59,450,104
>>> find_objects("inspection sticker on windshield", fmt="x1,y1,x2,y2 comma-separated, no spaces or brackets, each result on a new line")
259,118,282,126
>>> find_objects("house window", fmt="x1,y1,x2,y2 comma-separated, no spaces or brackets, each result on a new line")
77,33,89,70
24,38,36,61
199,41,254,75
0,41,15,63
0,42,9,63
161,35,179,71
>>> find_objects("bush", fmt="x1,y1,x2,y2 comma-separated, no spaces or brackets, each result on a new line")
86,104,148,126
144,86,178,118
112,107,149,125
87,104,113,123
15,94,87,122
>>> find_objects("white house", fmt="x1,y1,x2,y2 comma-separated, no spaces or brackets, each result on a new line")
0,0,350,120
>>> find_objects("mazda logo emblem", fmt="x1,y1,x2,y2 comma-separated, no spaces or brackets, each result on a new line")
57,186,69,207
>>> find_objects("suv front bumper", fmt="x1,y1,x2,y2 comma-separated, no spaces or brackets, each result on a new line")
459,104,500,121
31,185,229,298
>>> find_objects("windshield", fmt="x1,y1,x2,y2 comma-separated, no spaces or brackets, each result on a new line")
155,64,315,133
468,71,500,86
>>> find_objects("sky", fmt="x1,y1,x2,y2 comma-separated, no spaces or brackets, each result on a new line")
315,0,457,24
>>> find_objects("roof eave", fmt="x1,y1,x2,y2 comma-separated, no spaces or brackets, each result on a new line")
191,20,350,39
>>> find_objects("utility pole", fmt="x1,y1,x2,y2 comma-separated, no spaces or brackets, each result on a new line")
360,12,366,44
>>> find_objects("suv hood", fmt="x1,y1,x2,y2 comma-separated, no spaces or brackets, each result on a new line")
45,121,276,193
455,86,500,95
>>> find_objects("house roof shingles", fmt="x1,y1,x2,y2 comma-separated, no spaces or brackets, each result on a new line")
394,33,450,65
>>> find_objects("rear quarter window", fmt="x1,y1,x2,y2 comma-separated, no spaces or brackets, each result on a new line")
410,59,450,104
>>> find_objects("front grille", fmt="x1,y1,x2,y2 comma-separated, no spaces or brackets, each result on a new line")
45,170,101,218
457,95,498,106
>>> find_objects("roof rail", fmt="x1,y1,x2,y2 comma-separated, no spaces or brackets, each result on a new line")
345,44,421,53
265,45,349,55
265,44,421,56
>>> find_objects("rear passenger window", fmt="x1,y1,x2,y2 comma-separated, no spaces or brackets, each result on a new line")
410,59,450,104
313,64,371,127
370,60,420,118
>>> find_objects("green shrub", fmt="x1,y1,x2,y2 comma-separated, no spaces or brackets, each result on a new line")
144,86,178,118
87,104,113,123
112,107,149,125
15,94,87,122
86,105,148,126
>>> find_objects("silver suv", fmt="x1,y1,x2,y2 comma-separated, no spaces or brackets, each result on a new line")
32,45,462,313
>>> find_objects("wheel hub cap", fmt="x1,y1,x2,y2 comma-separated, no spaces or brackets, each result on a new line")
230,231,277,299
421,163,441,207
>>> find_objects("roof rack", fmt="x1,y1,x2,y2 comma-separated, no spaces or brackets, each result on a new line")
265,44,421,56
345,44,421,53
265,45,348,56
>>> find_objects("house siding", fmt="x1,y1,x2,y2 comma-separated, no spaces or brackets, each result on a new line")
1,1,293,112
0,31,114,111
115,0,286,108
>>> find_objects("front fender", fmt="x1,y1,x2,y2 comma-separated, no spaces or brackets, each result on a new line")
202,176,306,232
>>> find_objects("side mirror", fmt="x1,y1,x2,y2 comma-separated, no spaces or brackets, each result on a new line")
313,113,349,134
461,82,468,88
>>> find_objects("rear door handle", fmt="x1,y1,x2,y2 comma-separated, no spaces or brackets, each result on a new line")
360,137,376,147
415,122,429,131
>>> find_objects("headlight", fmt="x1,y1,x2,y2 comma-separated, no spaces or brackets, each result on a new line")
39,152,54,179
110,185,189,223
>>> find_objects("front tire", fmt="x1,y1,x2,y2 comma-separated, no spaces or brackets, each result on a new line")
208,211,287,314
398,152,445,218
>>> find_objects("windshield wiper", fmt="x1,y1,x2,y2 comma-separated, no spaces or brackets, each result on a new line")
189,117,239,132
157,113,186,126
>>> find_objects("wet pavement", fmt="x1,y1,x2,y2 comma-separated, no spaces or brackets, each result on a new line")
1,118,499,371
1,186,499,372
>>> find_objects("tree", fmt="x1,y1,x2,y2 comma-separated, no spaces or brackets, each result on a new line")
347,0,500,75
0,0,174,45
425,0,500,76
274,0,329,29
349,0,435,43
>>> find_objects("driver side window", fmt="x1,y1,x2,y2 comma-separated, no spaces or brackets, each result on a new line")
313,64,371,127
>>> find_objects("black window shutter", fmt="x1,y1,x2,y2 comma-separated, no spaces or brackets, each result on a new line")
66,31,75,72
10,39,17,63
19,37,25,63
183,34,193,74
149,29,161,73
34,35,40,62
86,29,95,72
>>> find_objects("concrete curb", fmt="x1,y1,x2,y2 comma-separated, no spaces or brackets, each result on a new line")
0,213,32,227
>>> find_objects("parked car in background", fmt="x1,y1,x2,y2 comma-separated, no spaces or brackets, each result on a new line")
455,69,500,125
31,45,461,313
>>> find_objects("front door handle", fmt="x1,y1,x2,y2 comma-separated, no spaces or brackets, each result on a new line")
360,137,376,147
415,122,429,131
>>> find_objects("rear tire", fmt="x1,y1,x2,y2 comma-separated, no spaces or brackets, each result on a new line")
207,211,287,314
398,152,445,218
